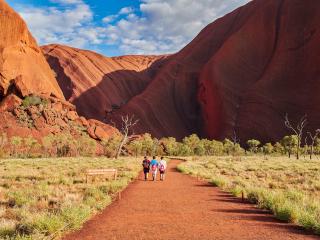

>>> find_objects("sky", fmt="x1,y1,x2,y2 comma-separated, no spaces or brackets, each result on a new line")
7,0,250,56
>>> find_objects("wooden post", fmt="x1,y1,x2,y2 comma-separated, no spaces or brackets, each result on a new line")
241,191,244,202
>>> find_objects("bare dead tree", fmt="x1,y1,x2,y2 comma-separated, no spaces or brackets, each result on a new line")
231,130,241,156
307,129,320,160
284,114,307,160
115,115,139,159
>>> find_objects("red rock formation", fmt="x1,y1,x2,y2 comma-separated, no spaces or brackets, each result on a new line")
0,0,63,99
0,1,120,153
42,44,168,120
199,0,320,142
42,0,320,143
109,0,320,142
0,94,119,145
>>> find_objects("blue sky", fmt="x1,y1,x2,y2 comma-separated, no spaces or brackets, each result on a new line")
7,0,250,56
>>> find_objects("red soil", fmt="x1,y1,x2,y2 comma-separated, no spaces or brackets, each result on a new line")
63,160,318,240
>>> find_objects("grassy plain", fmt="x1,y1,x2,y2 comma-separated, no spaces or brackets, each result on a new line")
178,156,320,234
0,157,141,240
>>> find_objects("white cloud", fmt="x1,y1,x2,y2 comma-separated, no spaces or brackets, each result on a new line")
50,0,83,4
17,0,250,55
119,7,134,15
103,0,250,55
102,15,117,23
17,0,104,49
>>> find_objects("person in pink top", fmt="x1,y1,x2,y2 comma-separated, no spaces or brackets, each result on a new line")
158,157,167,181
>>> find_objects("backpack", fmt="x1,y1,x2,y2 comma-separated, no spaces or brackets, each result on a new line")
159,164,165,171
151,164,157,171
143,160,150,169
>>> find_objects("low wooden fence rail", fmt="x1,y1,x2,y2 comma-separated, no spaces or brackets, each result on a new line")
85,169,118,183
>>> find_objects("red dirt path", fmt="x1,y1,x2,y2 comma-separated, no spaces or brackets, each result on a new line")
63,160,319,240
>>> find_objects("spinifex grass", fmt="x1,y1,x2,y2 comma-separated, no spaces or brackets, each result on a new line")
178,156,320,235
0,157,141,240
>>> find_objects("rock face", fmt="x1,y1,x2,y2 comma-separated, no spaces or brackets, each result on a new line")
43,0,320,143
199,0,320,142
0,94,119,143
0,1,120,152
107,0,320,142
42,44,168,121
0,0,63,99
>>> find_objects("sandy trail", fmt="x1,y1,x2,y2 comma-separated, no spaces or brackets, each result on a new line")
63,160,319,240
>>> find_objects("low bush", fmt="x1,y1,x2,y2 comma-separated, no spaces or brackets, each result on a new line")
21,96,43,108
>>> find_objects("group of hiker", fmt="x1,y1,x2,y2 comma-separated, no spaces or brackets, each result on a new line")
142,156,167,181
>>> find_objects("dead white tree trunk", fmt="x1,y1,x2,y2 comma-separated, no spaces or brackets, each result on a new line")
307,130,320,160
231,130,240,156
285,114,307,160
115,115,139,159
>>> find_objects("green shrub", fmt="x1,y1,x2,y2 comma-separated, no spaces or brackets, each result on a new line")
31,213,65,235
0,224,16,238
210,177,228,188
22,96,42,108
274,201,299,223
61,205,91,230
7,191,32,208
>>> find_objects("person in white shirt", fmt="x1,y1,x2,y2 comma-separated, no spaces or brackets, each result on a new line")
158,157,167,181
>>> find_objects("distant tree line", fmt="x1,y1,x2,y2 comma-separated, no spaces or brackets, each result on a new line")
0,114,319,160
1,131,320,159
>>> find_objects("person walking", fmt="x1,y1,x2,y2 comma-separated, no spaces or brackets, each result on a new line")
142,156,150,181
158,157,167,181
150,156,159,181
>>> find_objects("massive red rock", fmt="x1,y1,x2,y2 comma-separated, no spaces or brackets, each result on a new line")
0,0,63,99
107,0,320,142
44,0,320,143
0,0,120,152
42,44,168,121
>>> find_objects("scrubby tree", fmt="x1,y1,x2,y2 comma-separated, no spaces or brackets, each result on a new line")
42,134,56,157
141,133,154,156
281,135,298,158
177,142,192,156
11,136,22,157
183,134,201,155
161,137,178,156
201,139,224,156
210,140,224,156
127,139,143,157
153,138,165,156
247,139,261,153
223,139,234,155
314,138,320,156
102,135,122,158
24,137,38,157
116,115,139,159
194,141,206,156
273,142,284,155
285,114,307,160
307,130,320,159
262,143,274,155
76,135,96,157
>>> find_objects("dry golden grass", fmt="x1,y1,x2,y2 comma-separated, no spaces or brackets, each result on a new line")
0,157,141,240
178,156,320,234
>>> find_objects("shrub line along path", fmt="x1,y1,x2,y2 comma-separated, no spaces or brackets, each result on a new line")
63,160,319,240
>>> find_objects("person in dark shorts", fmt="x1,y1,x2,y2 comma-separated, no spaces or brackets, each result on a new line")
142,156,150,181
158,157,167,181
